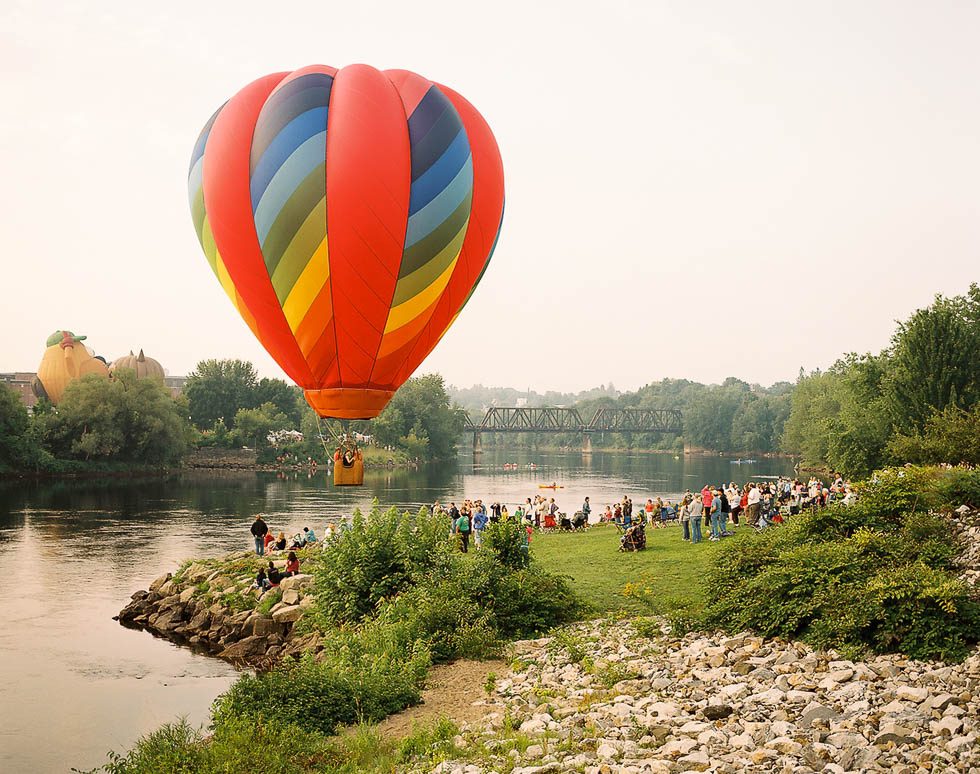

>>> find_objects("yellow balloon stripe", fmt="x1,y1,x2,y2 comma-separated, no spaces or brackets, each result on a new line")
283,237,329,333
384,251,460,334
270,196,327,305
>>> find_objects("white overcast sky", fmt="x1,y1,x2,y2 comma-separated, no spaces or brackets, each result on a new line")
2,0,977,393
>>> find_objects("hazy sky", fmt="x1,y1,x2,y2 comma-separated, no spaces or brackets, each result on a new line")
2,1,977,393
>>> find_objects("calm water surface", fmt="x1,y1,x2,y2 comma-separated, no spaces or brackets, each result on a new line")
0,450,793,771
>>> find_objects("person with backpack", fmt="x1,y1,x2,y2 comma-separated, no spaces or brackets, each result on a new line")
455,510,471,552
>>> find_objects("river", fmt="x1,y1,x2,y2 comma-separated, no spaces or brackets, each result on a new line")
0,450,794,771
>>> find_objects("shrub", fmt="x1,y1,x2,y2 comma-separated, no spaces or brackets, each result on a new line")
935,466,980,510
310,506,449,625
700,466,980,661
483,519,530,569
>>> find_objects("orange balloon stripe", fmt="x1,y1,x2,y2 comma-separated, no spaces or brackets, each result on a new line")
203,72,318,388
325,65,410,387
294,282,334,360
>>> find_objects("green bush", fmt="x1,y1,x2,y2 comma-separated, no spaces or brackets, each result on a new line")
700,466,979,661
935,467,980,510
100,716,329,774
310,506,448,625
483,519,530,569
212,645,428,736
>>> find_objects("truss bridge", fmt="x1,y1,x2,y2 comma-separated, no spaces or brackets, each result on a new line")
462,407,682,453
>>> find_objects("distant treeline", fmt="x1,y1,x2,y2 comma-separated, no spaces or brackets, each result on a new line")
450,283,980,473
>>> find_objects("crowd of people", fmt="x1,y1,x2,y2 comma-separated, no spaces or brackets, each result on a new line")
245,473,852,566
429,474,851,553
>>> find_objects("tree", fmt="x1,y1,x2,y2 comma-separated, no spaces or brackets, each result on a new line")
37,371,189,465
888,405,980,466
184,359,260,430
370,375,464,460
255,378,303,426
231,403,292,449
0,384,29,470
886,288,980,430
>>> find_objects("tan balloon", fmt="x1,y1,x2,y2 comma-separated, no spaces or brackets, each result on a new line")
36,332,109,404
109,350,165,381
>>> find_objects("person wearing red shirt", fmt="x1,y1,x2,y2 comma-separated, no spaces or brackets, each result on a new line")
701,486,713,528
284,551,300,576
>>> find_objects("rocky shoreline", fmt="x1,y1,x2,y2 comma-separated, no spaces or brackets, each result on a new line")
424,620,980,773
116,554,322,667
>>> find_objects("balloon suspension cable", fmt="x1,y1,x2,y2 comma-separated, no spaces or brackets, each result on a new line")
315,416,359,459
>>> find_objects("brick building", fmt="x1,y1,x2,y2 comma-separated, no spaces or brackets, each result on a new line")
0,372,38,409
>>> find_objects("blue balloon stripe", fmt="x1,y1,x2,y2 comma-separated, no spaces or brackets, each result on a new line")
252,131,326,245
405,156,473,248
250,107,328,209
188,102,225,175
187,156,204,205
250,75,332,163
408,129,471,216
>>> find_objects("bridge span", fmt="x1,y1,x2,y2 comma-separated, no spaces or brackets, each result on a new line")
462,407,682,453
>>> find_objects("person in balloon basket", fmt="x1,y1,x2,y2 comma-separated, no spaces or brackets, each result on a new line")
250,515,269,556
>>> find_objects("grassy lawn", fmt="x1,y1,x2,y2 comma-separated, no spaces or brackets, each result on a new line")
530,522,749,618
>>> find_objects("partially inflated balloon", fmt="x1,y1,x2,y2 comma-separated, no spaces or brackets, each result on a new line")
188,64,504,419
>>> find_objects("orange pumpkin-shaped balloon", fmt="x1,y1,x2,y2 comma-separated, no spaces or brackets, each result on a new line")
188,64,504,419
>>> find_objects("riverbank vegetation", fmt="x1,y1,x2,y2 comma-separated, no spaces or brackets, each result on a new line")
97,464,978,772
783,284,979,476
1,371,190,474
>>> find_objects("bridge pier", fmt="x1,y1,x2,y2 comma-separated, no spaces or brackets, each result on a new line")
582,434,593,454
472,431,483,458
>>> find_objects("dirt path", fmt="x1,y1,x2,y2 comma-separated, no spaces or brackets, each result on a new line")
374,658,506,738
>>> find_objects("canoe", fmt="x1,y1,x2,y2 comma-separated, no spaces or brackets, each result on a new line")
538,484,564,489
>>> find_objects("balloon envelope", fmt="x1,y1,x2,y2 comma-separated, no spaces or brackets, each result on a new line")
188,64,504,419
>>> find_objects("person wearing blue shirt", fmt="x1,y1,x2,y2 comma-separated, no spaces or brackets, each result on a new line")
473,504,489,549
303,526,317,544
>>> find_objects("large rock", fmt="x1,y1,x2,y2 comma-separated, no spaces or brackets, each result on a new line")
149,573,171,592
252,616,284,637
218,635,269,660
272,605,304,624
279,574,313,592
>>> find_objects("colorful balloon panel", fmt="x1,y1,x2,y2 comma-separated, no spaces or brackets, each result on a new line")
188,64,504,419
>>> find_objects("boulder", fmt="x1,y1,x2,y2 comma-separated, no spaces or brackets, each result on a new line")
279,574,313,592
149,573,171,592
252,616,284,637
219,635,269,660
272,605,304,624
873,723,919,746
281,589,300,606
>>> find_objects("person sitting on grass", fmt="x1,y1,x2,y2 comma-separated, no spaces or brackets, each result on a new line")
262,530,275,553
288,532,306,550
302,526,317,544
284,551,300,577
272,532,286,551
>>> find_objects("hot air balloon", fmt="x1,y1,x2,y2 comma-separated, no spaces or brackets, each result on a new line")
188,64,504,485
33,330,110,405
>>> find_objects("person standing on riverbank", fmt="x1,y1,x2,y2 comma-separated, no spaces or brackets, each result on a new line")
582,496,591,524
689,496,704,543
250,516,268,555
746,484,762,526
